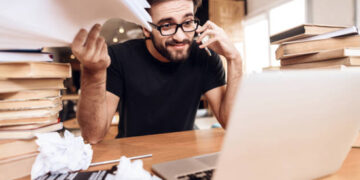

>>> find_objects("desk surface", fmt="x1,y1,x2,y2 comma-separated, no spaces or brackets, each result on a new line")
88,129,224,172
88,129,360,179
19,129,360,179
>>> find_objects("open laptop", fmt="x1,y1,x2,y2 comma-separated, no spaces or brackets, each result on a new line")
152,70,360,180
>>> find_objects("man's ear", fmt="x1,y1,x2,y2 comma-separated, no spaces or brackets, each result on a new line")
142,27,151,39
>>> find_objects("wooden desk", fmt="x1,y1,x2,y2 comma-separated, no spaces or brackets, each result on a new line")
18,129,360,179
88,129,224,172
89,129,360,179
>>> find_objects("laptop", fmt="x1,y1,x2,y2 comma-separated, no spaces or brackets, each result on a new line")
152,70,360,180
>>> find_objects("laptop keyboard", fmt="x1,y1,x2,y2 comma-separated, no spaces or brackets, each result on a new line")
177,169,214,180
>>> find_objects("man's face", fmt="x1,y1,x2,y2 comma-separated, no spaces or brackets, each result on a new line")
148,0,196,62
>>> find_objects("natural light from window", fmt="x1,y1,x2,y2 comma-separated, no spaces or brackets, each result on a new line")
243,0,306,72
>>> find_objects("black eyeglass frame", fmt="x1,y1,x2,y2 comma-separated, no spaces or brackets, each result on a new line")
148,19,200,36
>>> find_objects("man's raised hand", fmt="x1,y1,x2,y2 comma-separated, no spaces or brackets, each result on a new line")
71,24,110,73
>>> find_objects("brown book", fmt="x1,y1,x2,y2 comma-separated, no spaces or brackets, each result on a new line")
0,122,63,139
0,105,62,121
270,24,346,44
280,57,360,70
276,35,360,59
0,139,38,161
0,114,59,126
0,78,64,93
281,48,360,65
0,90,60,101
0,97,61,111
0,62,71,78
0,152,37,179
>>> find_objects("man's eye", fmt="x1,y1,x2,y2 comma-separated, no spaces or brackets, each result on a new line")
184,21,193,25
161,24,172,28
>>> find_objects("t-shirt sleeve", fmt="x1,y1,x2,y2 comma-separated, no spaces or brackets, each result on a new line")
202,52,226,94
106,46,124,98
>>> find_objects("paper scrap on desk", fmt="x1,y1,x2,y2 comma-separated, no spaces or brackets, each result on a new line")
0,0,152,49
110,156,161,180
31,130,93,180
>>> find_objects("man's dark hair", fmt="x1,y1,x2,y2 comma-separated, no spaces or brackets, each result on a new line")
147,0,202,13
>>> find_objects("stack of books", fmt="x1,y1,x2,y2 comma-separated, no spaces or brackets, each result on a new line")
0,50,71,179
270,24,360,70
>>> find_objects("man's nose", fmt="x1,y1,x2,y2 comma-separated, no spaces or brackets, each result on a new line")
172,27,187,42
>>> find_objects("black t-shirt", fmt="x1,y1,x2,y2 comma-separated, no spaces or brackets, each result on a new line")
106,39,226,138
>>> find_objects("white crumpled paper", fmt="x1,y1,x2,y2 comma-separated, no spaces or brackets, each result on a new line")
111,156,161,180
31,130,93,179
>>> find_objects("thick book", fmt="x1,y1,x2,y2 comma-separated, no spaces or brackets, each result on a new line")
0,89,60,101
0,122,63,139
0,105,62,121
276,35,360,59
270,24,347,44
281,48,360,65
0,78,65,93
287,26,358,43
0,152,37,180
0,139,38,161
1,0,152,49
0,97,61,111
0,114,59,126
280,57,360,70
0,51,52,62
0,62,71,78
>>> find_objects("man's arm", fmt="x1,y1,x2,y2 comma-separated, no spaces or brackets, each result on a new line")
71,24,119,144
196,21,243,128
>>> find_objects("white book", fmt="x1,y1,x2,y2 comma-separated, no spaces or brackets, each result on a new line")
0,0,152,49
283,26,359,44
0,52,53,62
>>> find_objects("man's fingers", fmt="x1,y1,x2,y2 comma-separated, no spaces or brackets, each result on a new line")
100,41,109,61
93,37,105,60
199,37,217,49
85,24,102,53
71,29,88,55
196,30,215,43
196,20,215,33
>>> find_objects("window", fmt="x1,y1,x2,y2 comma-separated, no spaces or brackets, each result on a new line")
243,0,306,73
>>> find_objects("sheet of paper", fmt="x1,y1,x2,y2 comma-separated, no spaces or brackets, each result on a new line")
0,0,152,49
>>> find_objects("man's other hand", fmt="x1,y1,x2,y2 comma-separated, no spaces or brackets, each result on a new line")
71,24,110,73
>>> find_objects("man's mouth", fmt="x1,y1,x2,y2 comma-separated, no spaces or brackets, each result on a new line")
168,43,187,50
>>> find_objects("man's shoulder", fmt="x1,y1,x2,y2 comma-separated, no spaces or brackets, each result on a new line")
108,39,145,62
189,41,221,64
109,39,144,52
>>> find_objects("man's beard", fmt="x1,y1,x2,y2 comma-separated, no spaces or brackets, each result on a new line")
150,33,193,62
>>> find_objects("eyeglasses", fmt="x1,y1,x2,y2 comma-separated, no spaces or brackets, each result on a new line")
149,19,200,36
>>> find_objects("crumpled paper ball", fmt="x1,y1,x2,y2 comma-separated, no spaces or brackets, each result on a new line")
31,130,93,179
114,156,161,180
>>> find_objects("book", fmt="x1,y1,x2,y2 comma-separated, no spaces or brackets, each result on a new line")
0,122,63,139
0,152,37,179
0,0,152,49
0,78,64,93
0,139,38,161
270,24,347,44
280,57,360,70
280,48,360,65
276,35,360,59
0,51,52,62
0,105,62,121
0,90,60,101
0,97,61,110
0,114,59,126
287,26,359,43
0,62,71,78
35,167,117,180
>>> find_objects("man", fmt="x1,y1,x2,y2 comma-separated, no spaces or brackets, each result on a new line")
71,0,242,144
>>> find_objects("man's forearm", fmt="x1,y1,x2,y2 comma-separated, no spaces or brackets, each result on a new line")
219,55,243,128
77,69,109,144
